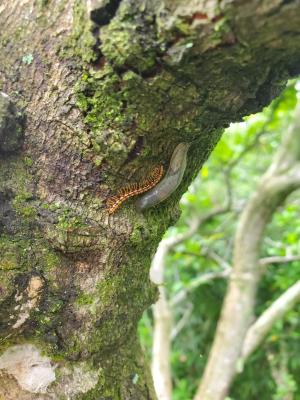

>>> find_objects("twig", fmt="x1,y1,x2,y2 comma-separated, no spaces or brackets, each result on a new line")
240,280,300,365
171,269,230,307
150,206,230,284
259,255,300,266
171,303,193,340
202,249,232,270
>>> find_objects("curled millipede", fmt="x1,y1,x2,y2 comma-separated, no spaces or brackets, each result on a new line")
106,165,164,214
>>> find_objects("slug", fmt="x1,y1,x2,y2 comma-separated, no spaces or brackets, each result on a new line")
136,142,190,211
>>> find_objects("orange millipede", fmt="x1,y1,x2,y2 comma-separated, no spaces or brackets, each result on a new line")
106,165,164,214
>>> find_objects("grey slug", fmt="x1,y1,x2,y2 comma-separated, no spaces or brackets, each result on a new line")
136,142,190,211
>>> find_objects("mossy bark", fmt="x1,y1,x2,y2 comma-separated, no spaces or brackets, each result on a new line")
0,0,300,399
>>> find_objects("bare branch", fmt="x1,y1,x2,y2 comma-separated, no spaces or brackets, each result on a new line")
195,102,300,400
176,248,232,271
171,269,230,307
259,255,300,266
202,249,232,271
150,217,200,285
264,237,286,249
150,206,230,285
152,287,173,400
150,195,232,398
240,280,300,365
171,303,193,340
170,254,300,309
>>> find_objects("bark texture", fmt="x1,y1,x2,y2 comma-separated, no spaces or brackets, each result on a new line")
1,0,300,399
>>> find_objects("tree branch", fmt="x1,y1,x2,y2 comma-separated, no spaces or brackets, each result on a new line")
240,280,300,365
150,207,231,398
259,255,300,266
171,303,194,340
150,207,230,285
195,101,300,400
151,287,173,400
171,270,231,308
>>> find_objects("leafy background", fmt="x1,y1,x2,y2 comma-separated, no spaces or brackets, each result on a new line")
139,81,300,400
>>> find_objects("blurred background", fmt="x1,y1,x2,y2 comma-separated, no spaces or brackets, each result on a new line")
139,80,300,400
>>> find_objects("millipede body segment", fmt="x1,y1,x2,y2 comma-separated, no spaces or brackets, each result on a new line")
106,165,164,214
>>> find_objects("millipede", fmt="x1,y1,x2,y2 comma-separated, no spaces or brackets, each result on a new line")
106,165,164,214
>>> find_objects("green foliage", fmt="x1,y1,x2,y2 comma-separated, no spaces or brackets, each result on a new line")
139,81,300,399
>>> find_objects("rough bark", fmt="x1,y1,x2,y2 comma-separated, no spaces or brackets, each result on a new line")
195,102,300,400
0,92,24,153
1,0,300,398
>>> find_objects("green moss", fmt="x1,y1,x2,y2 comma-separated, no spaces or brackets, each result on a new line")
12,191,36,219
0,256,17,271
86,259,155,352
100,20,157,73
0,239,20,270
76,292,94,306
35,0,50,8
173,18,192,36
75,337,154,399
75,66,139,169
0,236,39,272
0,157,37,229
59,0,96,63
57,210,85,230
0,219,65,346
24,156,33,167
42,248,61,272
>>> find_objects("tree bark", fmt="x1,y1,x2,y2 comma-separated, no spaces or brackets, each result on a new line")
195,102,300,400
1,0,300,398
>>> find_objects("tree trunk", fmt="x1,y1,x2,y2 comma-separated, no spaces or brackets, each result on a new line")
1,0,300,398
